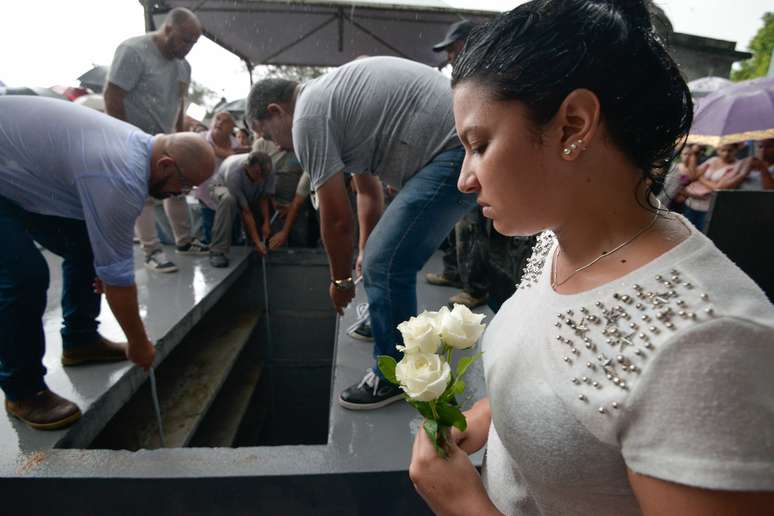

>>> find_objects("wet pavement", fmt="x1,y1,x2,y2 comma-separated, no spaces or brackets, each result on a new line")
0,249,490,480
0,245,251,460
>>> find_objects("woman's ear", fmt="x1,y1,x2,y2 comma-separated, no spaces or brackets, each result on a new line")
554,88,601,161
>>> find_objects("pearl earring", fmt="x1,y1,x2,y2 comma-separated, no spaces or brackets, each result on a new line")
562,139,585,158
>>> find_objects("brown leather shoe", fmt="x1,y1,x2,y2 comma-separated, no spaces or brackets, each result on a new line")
5,390,81,430
448,291,488,309
61,336,127,366
425,272,463,289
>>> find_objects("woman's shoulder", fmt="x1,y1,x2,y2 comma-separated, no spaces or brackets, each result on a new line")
673,229,774,327
519,224,773,422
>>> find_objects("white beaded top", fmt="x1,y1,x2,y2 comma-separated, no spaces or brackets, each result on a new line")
481,221,774,516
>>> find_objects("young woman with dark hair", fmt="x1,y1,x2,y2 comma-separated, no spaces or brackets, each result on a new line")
407,1,774,514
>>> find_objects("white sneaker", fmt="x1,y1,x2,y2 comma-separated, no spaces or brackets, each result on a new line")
144,250,178,273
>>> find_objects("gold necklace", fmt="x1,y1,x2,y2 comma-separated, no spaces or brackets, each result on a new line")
551,202,662,289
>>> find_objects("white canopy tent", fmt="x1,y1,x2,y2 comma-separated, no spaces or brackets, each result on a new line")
142,0,497,70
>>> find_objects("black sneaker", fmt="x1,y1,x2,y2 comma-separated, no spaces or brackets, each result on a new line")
348,319,373,342
176,238,209,255
338,370,404,410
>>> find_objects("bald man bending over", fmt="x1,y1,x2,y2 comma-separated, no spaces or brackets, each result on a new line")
0,97,214,430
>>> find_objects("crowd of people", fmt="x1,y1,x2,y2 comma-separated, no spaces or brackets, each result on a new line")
660,139,774,231
1,0,773,514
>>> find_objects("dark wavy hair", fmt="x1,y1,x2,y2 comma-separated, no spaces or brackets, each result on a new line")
452,0,693,200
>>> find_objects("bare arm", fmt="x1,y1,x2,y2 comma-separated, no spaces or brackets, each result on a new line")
452,397,491,455
318,172,355,279
628,469,774,516
103,82,128,122
259,196,271,241
176,81,188,132
696,159,739,190
712,160,751,190
240,206,265,255
734,157,774,190
686,154,708,181
762,167,774,190
317,172,356,314
410,396,501,516
103,283,155,369
269,193,306,250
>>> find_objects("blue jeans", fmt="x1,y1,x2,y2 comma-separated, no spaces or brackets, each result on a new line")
0,195,101,400
683,206,707,232
198,200,215,245
363,147,476,375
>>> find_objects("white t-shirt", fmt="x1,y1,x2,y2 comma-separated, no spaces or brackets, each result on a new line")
481,218,774,515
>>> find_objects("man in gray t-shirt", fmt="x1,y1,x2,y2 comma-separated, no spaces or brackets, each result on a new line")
208,152,275,268
105,7,205,273
246,57,476,410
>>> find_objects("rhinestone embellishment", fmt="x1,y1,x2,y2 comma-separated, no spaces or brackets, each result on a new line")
516,232,555,290
550,267,717,417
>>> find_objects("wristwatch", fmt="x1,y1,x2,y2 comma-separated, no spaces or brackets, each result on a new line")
332,276,355,291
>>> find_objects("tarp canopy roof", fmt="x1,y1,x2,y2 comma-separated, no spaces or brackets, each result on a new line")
143,0,497,68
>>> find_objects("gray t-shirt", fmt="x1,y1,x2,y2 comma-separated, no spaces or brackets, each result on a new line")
213,153,276,210
292,56,459,191
482,220,774,515
107,34,191,134
253,137,309,202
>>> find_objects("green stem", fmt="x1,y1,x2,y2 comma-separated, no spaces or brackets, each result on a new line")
446,347,453,366
429,401,448,452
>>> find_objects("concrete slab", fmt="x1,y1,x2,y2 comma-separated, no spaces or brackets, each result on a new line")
325,250,491,472
0,250,492,481
0,244,252,456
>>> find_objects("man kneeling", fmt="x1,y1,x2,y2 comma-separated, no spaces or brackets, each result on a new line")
208,151,275,267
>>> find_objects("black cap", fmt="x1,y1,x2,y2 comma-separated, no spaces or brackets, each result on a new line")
432,19,474,52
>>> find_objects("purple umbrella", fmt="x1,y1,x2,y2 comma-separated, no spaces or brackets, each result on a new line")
687,76,732,98
688,76,774,147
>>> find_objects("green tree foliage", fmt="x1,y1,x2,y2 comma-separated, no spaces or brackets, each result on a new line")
732,12,774,81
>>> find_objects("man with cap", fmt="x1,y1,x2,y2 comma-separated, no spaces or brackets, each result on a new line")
426,18,492,309
432,19,475,67
0,96,215,430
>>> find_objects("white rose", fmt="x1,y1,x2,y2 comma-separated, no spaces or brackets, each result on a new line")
423,307,448,333
439,304,486,349
396,312,441,354
395,353,451,402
